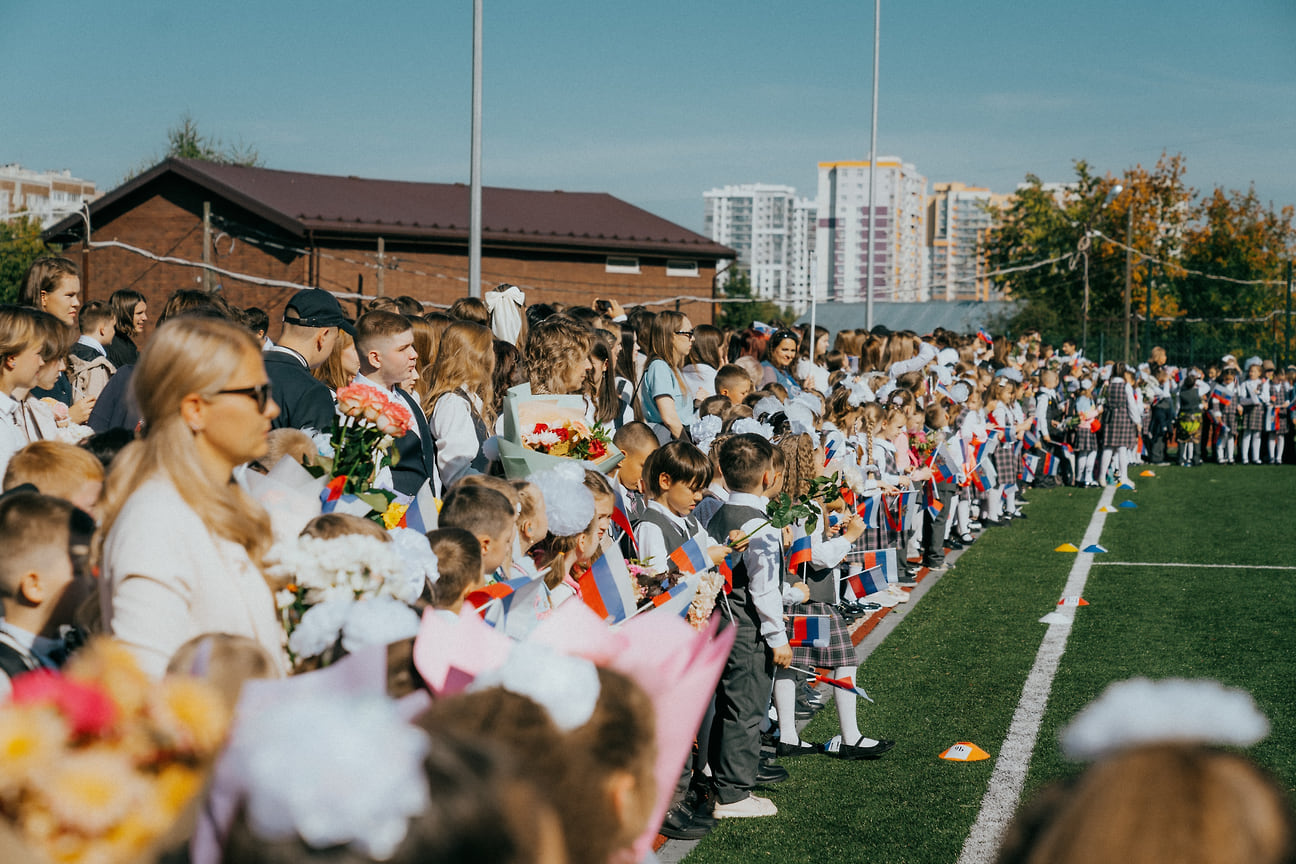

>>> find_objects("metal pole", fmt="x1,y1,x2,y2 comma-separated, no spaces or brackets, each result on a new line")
1285,260,1293,367
1082,246,1090,358
202,201,213,292
1123,205,1133,364
1145,267,1154,365
376,236,385,298
864,0,880,330
468,0,483,299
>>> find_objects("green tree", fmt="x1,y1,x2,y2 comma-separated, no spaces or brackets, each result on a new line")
0,215,54,304
716,270,794,332
127,112,263,177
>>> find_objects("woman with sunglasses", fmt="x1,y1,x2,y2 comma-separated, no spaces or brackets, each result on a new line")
96,316,288,678
760,329,804,397
637,310,696,442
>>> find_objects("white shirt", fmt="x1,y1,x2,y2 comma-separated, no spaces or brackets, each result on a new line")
0,391,26,481
75,334,108,357
633,499,710,576
726,492,788,648
0,620,62,700
100,474,288,678
429,388,484,485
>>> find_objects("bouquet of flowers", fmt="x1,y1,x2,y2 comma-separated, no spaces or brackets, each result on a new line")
328,383,413,495
267,532,427,670
0,639,230,864
497,384,623,479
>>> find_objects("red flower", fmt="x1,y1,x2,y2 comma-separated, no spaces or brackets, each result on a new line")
12,670,119,737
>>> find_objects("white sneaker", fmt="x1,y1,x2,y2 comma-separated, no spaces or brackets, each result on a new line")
713,794,778,818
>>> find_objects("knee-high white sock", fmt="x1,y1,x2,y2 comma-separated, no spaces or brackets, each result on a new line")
1242,431,1254,462
957,498,970,533
1098,449,1114,484
1226,435,1236,462
1276,436,1286,463
1251,433,1262,464
985,488,1002,521
1005,485,1018,514
833,666,877,746
773,673,800,744
1116,448,1130,483
1268,435,1276,462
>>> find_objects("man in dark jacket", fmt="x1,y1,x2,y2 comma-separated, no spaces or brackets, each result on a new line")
265,290,354,434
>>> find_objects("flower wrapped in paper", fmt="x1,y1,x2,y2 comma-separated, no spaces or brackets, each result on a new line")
328,383,412,495
496,384,623,479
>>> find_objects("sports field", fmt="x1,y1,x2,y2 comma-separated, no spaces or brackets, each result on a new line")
682,465,1296,864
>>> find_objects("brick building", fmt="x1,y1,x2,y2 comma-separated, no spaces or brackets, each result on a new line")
43,158,734,337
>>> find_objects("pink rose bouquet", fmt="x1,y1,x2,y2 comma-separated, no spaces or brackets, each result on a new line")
329,383,412,495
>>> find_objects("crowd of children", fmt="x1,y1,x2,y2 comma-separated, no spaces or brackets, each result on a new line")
1,256,1292,863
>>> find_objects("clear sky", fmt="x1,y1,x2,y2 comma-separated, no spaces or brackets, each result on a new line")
3,0,1294,233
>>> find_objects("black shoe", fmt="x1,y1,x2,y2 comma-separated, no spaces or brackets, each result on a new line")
946,537,965,550
921,559,947,571
1011,510,1027,519
897,573,918,586
830,738,896,760
659,802,714,840
775,739,821,757
685,779,715,817
756,760,789,784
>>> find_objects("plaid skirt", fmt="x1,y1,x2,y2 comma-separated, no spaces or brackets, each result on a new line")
1072,422,1099,452
992,441,1018,487
1215,407,1238,433
786,600,856,669
1278,407,1291,434
1243,403,1266,432
1101,385,1140,450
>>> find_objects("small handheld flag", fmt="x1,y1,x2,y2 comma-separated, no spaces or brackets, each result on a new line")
668,537,711,575
977,328,994,345
788,616,831,648
610,487,638,552
923,482,943,518
465,574,537,618
578,548,637,624
789,666,873,702
824,437,840,466
787,533,813,575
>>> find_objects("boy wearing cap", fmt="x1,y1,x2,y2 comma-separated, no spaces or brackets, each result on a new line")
265,289,353,434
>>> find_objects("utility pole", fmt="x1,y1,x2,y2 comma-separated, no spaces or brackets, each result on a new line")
202,201,213,292
1285,260,1293,367
864,0,880,331
468,0,483,299
376,237,385,298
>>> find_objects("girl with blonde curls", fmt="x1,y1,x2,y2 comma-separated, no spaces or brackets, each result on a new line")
423,321,496,485
312,328,360,394
525,314,595,401
97,316,288,677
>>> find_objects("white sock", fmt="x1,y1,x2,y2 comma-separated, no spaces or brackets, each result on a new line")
1252,433,1262,463
773,674,799,745
1277,436,1286,463
1005,485,1018,514
834,666,876,746
1098,449,1114,483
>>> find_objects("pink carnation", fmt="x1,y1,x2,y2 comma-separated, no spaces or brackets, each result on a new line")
12,670,118,737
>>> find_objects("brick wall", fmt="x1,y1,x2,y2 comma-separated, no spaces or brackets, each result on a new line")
61,179,717,344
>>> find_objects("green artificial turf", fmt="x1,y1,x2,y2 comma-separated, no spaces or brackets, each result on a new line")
686,466,1296,864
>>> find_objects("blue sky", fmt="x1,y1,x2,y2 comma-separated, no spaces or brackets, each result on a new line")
3,0,1294,232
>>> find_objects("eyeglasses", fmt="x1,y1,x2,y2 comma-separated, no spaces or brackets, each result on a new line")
213,383,272,412
675,330,695,339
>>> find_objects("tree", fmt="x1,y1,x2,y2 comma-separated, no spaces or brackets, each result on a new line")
716,270,795,332
0,215,54,304
127,112,263,178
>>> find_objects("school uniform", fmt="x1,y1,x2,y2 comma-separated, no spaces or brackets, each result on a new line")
0,620,66,700
632,499,706,576
786,513,856,670
705,492,785,806
1101,378,1140,451
355,374,439,497
1240,378,1269,433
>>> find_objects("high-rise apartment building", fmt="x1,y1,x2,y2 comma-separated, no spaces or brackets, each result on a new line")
814,159,927,303
926,182,1014,301
703,184,793,301
0,165,98,228
787,197,817,308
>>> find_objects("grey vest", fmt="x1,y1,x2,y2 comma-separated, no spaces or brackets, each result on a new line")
634,507,700,561
707,502,782,622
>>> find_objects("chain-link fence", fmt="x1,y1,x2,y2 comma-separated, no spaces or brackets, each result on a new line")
1081,314,1296,369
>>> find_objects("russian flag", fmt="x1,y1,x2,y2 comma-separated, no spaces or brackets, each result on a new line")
1023,428,1040,450
717,549,740,595
648,576,698,619
860,548,897,582
464,574,536,616
930,445,960,485
846,565,887,599
970,465,991,492
1040,451,1056,477
824,437,840,466
669,536,711,575
977,328,994,345
578,551,637,624
788,615,831,648
813,671,873,702
857,493,881,528
787,532,813,575
611,486,638,552
1213,386,1233,408
924,482,943,518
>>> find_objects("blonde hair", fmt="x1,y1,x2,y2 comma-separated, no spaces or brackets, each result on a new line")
422,320,496,427
3,440,104,497
525,315,593,395
300,512,390,542
774,433,817,500
0,305,39,370
96,317,274,567
313,329,355,392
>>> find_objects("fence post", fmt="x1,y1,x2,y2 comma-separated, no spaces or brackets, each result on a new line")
1285,260,1293,367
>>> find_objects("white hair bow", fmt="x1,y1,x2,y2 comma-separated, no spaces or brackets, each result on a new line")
484,284,526,345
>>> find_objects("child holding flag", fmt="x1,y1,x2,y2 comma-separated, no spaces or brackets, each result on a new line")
632,440,733,576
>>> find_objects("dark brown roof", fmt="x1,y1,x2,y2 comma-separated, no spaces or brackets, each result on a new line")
46,158,734,259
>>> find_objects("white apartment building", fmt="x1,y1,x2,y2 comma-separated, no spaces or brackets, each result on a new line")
787,197,817,309
927,182,1013,301
704,183,808,306
0,165,99,228
814,159,928,303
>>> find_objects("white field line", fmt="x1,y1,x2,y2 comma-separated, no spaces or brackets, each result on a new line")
955,484,1117,864
1093,561,1296,570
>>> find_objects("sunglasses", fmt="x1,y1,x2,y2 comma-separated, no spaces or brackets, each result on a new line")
675,330,695,339
213,383,272,412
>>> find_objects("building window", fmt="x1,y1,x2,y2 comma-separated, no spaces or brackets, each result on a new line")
666,259,699,278
605,256,640,275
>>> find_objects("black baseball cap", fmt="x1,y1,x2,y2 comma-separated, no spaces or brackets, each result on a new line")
284,289,355,337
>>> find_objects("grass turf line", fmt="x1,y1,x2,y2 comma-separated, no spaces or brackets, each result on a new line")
686,485,1102,864
1023,464,1296,803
